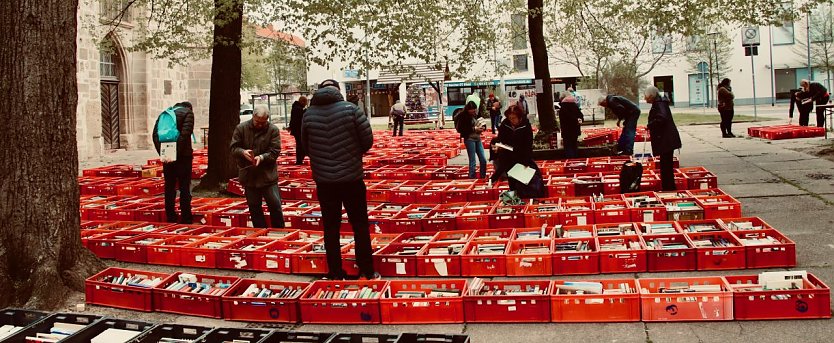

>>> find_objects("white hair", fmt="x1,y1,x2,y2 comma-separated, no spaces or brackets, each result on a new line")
253,105,270,118
645,86,660,100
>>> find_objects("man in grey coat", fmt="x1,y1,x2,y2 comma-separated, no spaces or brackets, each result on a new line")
230,106,285,228
301,79,377,280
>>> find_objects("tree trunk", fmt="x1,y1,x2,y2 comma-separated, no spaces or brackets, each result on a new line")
197,0,244,191
528,0,557,133
0,0,104,309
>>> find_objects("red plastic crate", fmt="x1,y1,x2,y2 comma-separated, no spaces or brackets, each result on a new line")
461,241,507,277
471,228,514,242
488,205,526,229
524,204,561,227
505,240,553,276
643,233,697,272
390,209,427,233
415,242,464,277
455,206,493,231
299,280,386,324
726,273,831,320
85,267,171,312
559,201,594,226
146,235,198,266
380,280,467,324
291,241,329,275
179,237,238,269
422,208,459,232
696,195,742,219
686,231,746,270
87,231,145,259
637,277,733,321
441,184,472,203
597,235,647,273
552,238,599,275
153,272,240,318
221,279,308,322
468,182,498,202
115,233,171,264
374,243,422,277
551,279,641,322
464,280,551,323
431,230,475,243
593,201,632,224
217,238,274,270
546,178,575,197
254,241,308,274
415,184,445,204
733,229,796,268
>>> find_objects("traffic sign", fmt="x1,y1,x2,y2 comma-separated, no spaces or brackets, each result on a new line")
742,26,761,46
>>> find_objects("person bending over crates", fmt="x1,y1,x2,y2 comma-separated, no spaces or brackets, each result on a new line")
598,94,641,156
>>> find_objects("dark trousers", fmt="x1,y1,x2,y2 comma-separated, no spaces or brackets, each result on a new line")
317,180,375,279
563,135,579,158
392,117,404,136
491,113,501,132
244,184,285,228
659,151,676,191
293,135,305,165
719,109,734,135
617,116,638,154
163,157,192,223
816,95,831,128
799,106,812,126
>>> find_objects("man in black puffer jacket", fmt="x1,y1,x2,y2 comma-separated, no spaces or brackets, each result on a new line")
301,79,377,280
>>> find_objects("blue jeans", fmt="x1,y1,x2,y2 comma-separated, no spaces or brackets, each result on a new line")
465,138,487,178
618,116,638,154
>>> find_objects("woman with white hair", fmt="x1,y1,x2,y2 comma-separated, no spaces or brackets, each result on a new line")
645,86,681,191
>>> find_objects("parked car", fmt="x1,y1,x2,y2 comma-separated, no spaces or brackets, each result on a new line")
239,108,253,123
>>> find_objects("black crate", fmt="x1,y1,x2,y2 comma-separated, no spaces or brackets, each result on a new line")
0,308,49,339
129,323,212,343
63,318,154,342
199,328,273,343
262,331,334,343
1,312,102,343
396,333,471,343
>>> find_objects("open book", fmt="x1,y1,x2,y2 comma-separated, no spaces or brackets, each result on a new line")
494,142,514,151
508,164,536,185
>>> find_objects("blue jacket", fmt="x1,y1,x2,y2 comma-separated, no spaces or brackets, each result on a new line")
301,87,373,183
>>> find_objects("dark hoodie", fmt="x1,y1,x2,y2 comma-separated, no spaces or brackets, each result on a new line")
647,96,682,155
301,87,373,183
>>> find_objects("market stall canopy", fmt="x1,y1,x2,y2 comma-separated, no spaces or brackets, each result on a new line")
377,63,448,85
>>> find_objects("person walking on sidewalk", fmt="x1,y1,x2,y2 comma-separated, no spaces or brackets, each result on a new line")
302,79,378,280
231,106,285,228
717,78,735,137
389,99,406,136
645,86,682,191
152,101,195,224
289,96,308,165
800,79,830,127
598,95,640,155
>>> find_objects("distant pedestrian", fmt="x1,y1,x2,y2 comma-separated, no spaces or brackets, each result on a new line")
487,93,502,133
518,94,529,117
230,106,284,228
289,96,308,165
152,101,195,224
390,99,406,136
598,95,641,155
302,79,377,280
800,79,830,127
716,78,735,137
559,93,584,158
645,86,682,191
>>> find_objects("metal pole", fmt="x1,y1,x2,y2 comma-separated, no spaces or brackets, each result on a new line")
751,49,758,120
805,12,814,81
365,49,371,115
769,26,775,106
